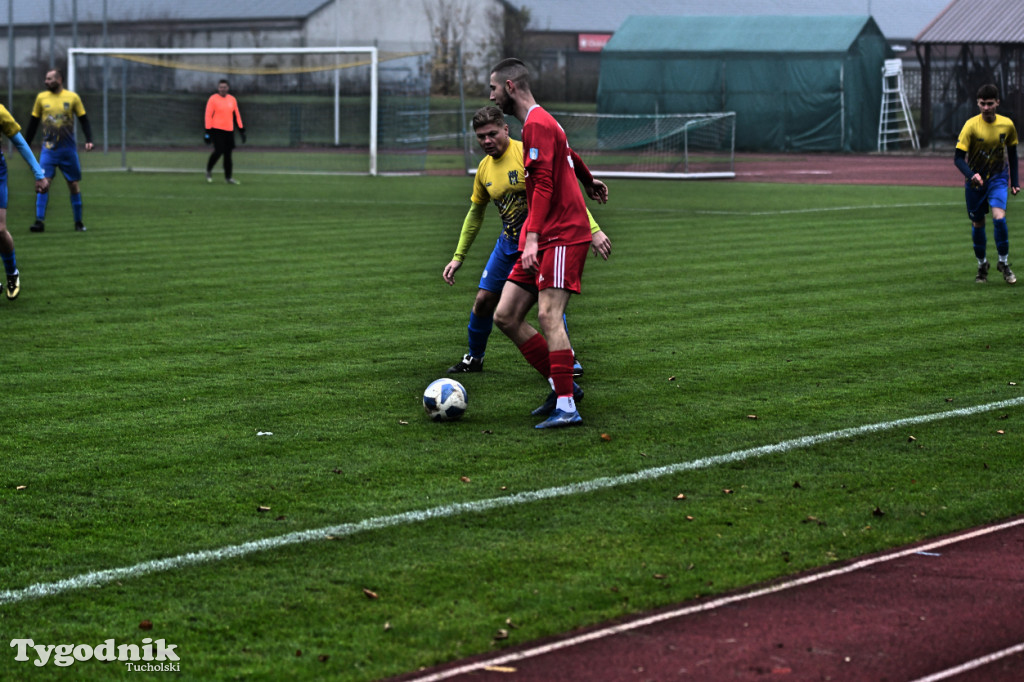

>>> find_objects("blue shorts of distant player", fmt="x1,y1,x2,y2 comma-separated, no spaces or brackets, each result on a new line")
965,172,1008,222
0,157,8,209
40,146,83,183
478,234,520,293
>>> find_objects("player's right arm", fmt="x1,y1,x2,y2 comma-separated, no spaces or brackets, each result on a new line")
204,95,216,130
955,119,983,186
571,148,607,203
23,93,46,146
23,116,39,146
443,202,486,285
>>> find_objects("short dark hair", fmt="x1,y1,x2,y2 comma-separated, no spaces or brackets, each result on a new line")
977,84,1000,100
491,58,530,91
219,79,230,87
472,105,506,130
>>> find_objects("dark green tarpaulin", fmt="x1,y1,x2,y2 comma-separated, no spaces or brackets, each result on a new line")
597,15,893,152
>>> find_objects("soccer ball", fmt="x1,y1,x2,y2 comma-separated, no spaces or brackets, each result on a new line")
422,378,468,422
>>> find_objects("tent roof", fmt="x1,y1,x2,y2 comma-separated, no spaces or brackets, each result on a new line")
604,15,884,54
915,0,1024,44
511,0,946,41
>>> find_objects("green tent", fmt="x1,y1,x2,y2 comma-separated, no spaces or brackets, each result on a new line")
597,15,894,152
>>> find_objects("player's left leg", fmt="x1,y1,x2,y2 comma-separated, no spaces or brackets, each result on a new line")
224,149,236,184
534,287,580,427
966,183,990,282
988,178,1015,284
67,179,86,232
534,244,588,429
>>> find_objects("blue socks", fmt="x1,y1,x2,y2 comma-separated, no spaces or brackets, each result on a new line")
467,311,493,359
71,192,83,224
35,192,49,221
994,218,1009,258
33,192,85,224
1,250,16,276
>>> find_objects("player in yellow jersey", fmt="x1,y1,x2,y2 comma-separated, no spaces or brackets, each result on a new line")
955,84,1020,284
0,104,50,299
442,106,610,376
24,69,93,232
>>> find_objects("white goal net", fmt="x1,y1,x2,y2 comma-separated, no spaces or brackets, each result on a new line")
463,111,736,179
68,47,432,176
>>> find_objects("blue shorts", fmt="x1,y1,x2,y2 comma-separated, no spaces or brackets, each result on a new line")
40,146,83,183
478,235,520,293
965,173,1008,222
0,158,8,209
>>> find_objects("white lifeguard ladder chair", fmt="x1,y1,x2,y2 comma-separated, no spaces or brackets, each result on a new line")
878,58,919,151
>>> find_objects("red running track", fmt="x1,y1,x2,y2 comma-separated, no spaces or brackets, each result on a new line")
394,517,1024,682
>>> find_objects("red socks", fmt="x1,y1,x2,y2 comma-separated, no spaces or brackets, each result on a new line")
518,333,550,378
548,349,575,397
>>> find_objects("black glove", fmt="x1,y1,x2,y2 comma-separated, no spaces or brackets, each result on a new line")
204,129,212,145
239,129,246,144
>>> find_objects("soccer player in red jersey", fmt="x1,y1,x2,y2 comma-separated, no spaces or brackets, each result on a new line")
488,58,610,428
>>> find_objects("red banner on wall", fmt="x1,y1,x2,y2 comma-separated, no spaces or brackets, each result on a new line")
578,34,612,52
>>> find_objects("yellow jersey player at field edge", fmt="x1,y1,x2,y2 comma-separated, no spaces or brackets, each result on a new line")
954,83,1020,284
24,69,94,233
0,104,50,299
442,105,610,376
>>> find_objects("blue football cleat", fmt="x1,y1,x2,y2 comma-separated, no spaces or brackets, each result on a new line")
531,382,584,416
572,359,584,377
535,408,582,429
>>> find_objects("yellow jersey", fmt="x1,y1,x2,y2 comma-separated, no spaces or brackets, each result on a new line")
31,88,86,150
956,113,1019,182
471,139,528,244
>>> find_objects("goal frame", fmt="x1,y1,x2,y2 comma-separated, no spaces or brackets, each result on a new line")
67,46,380,175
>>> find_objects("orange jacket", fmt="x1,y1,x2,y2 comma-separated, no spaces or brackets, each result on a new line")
205,94,242,131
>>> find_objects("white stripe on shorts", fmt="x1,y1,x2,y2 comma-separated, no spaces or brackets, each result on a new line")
552,245,565,288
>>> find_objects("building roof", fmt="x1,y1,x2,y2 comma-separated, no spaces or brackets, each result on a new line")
916,0,1024,43
604,15,884,54
511,0,949,41
7,0,331,25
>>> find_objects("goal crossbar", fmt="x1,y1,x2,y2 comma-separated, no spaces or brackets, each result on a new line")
68,46,380,175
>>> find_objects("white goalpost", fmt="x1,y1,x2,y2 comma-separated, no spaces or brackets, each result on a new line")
67,46,398,176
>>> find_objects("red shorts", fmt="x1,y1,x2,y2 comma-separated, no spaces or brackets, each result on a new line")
508,243,589,294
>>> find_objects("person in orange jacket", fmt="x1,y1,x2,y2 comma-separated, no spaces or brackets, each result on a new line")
204,79,245,184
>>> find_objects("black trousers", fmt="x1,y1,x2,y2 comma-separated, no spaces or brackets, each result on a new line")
206,129,236,178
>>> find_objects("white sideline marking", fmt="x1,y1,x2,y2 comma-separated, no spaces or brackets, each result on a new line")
2,397,1022,607
908,641,1024,682
405,516,1024,682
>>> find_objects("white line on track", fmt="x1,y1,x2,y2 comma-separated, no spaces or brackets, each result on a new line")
908,641,1024,682
404,516,1024,682
2,397,1023,608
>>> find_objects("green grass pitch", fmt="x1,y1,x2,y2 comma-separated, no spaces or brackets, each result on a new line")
1,164,1022,680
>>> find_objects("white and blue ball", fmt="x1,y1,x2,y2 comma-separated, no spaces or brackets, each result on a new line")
422,378,468,421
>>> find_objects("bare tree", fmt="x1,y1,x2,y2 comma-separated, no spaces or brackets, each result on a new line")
487,2,530,66
423,0,480,96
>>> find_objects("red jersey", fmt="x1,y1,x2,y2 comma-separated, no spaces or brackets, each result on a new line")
520,105,593,251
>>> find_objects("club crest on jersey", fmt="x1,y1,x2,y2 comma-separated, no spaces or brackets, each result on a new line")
529,148,538,160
